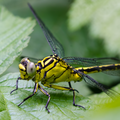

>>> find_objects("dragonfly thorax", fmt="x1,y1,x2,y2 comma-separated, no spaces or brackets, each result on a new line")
33,54,82,83
19,57,36,80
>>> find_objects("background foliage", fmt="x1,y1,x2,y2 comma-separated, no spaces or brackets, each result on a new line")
0,0,120,119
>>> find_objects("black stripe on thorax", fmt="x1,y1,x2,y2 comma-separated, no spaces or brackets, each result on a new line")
43,56,60,68
43,58,54,68
43,61,58,79
43,57,51,63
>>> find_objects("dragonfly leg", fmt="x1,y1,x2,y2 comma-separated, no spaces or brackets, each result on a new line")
18,82,38,106
68,82,85,109
43,83,85,109
38,84,50,113
10,77,21,94
68,82,79,93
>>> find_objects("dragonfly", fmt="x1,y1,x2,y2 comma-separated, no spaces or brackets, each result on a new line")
10,3,120,113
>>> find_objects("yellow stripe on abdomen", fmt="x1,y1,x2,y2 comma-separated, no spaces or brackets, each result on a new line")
76,64,120,74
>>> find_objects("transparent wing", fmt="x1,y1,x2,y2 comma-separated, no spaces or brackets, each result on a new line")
64,57,120,76
75,70,119,98
103,70,120,76
28,3,64,58
64,57,120,66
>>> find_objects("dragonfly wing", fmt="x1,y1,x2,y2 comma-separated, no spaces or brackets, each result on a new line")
75,70,118,97
103,70,120,76
64,57,120,67
64,57,99,67
64,57,120,76
28,3,64,58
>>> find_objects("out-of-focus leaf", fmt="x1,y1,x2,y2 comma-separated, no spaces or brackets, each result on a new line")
68,0,120,55
87,84,120,120
0,5,35,75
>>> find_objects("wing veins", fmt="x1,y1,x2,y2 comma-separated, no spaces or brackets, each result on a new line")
28,3,64,57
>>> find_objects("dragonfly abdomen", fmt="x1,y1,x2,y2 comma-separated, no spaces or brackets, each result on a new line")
77,64,120,74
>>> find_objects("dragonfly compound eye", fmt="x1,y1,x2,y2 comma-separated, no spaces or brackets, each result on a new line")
27,62,36,77
19,58,30,71
21,58,30,64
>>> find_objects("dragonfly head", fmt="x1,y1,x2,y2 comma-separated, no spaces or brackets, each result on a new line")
19,58,36,80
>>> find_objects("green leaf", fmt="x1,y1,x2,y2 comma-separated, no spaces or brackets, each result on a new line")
0,73,119,120
0,5,35,75
0,90,10,120
0,1,120,119
87,84,120,120
68,0,120,55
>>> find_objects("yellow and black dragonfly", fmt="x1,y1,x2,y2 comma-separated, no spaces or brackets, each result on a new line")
10,3,120,113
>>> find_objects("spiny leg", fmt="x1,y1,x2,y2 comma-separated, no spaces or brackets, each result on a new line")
68,82,85,109
43,83,85,109
18,82,38,106
10,77,21,94
38,84,50,113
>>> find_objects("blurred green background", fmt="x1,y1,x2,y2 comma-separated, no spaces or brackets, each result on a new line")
1,0,120,96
